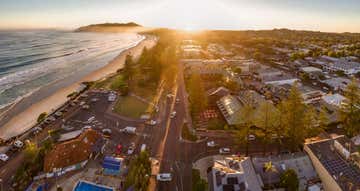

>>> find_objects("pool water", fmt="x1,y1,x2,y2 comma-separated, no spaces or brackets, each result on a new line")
74,181,114,191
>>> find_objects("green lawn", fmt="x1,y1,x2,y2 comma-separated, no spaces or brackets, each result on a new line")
114,96,149,118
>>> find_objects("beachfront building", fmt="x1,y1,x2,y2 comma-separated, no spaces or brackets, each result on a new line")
208,157,263,191
304,135,360,191
43,129,104,175
252,152,320,190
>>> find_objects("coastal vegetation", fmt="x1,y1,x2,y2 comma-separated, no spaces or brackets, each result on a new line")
339,78,360,137
279,169,299,191
192,169,208,191
37,112,47,123
13,139,53,190
124,151,151,191
236,83,330,154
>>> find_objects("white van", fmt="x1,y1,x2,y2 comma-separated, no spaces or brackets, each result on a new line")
157,173,172,181
141,144,146,152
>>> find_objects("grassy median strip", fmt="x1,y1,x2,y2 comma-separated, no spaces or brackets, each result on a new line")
181,123,197,141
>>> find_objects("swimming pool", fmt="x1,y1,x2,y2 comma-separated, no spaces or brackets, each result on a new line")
74,181,114,191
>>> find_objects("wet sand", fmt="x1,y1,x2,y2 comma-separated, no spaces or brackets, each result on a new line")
0,35,157,140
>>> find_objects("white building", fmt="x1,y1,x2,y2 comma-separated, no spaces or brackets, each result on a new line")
209,157,263,191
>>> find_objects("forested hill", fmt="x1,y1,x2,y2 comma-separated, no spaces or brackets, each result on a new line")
75,22,145,32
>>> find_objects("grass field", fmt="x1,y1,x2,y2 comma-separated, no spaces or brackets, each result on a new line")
114,96,149,118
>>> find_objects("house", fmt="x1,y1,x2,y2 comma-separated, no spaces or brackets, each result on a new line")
208,157,263,191
319,56,360,75
300,66,323,79
44,129,103,173
304,135,360,191
322,77,352,92
322,93,346,108
252,152,320,190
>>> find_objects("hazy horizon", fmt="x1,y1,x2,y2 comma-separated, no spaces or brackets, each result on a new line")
1,0,360,33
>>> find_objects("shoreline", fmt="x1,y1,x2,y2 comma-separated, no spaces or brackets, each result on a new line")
0,34,157,140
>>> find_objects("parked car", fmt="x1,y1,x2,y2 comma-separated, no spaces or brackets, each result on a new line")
170,111,177,118
146,120,157,126
207,141,216,147
219,148,230,154
127,142,135,155
141,144,147,152
102,129,112,137
247,134,256,141
0,154,9,162
13,140,24,148
157,173,172,181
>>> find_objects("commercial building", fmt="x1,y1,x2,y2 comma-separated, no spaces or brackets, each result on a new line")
252,152,320,190
217,95,242,125
44,129,103,173
208,157,263,191
304,135,360,191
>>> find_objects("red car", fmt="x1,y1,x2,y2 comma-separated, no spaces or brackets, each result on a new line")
116,144,122,155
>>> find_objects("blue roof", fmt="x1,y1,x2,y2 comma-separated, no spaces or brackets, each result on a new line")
103,156,122,172
74,181,113,191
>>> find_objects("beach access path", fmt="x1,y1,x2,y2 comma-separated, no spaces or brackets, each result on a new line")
0,35,157,141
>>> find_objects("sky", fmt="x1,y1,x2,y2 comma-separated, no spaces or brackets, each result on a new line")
0,0,360,32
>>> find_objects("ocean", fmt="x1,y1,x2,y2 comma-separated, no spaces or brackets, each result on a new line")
0,30,144,110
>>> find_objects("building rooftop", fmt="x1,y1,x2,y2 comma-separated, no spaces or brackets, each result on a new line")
209,157,262,191
44,129,103,172
217,95,242,125
252,152,318,190
322,93,346,107
305,136,360,191
300,66,323,73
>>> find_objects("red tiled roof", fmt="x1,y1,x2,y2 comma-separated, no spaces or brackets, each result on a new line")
44,129,101,172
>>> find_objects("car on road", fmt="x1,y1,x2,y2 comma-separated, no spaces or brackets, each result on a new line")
247,134,256,141
102,129,112,137
145,120,157,126
157,173,172,181
175,98,180,104
0,154,9,162
141,144,146,152
13,140,24,148
167,94,174,98
219,148,230,154
127,142,135,155
170,111,176,118
207,141,216,147
120,126,137,134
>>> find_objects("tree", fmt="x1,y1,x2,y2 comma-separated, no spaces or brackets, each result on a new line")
188,73,207,113
280,169,299,191
339,79,360,137
24,141,39,163
318,106,330,132
303,105,318,137
255,101,278,154
123,54,134,81
281,83,308,151
236,103,256,156
37,112,47,123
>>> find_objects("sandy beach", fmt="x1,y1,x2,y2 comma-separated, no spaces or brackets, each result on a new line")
0,34,157,140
